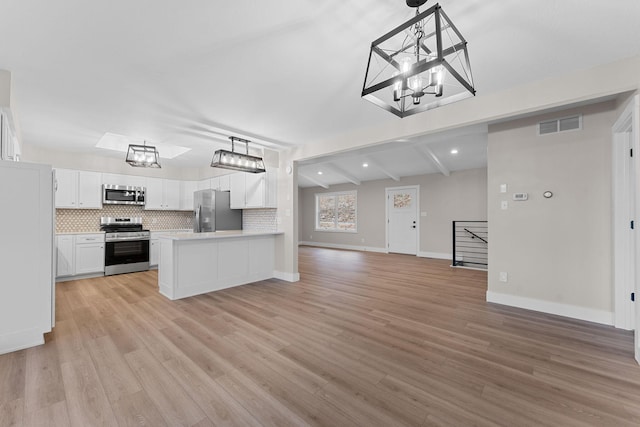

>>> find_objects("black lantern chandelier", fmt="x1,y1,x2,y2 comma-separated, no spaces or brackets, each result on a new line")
362,0,475,118
211,136,266,173
125,141,161,168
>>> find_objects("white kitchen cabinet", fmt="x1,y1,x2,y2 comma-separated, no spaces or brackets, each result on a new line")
210,176,220,191
197,178,211,191
54,169,102,209
56,233,105,278
229,170,277,209
54,169,78,208
0,110,19,161
179,181,197,211
56,235,74,277
219,174,231,191
77,171,103,208
164,179,180,209
150,239,159,266
75,234,105,275
102,173,145,188
145,178,180,210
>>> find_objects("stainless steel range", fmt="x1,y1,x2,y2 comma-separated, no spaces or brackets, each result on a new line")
100,217,150,276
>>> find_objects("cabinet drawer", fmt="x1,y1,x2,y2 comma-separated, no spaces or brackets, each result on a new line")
75,234,104,244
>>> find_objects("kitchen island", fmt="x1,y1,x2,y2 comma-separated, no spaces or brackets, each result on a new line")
157,230,283,300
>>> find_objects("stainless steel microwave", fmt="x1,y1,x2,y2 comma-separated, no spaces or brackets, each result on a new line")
102,184,146,205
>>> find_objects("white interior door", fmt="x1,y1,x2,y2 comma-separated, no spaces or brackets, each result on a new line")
386,187,419,255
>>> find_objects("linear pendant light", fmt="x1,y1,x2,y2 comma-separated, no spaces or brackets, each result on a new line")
125,141,161,168
211,136,266,173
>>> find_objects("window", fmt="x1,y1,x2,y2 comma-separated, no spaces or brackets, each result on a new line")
315,191,357,232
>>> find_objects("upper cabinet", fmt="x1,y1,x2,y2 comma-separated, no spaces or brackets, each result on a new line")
101,173,145,188
229,170,277,209
145,177,180,210
179,180,197,211
55,169,102,209
0,110,19,161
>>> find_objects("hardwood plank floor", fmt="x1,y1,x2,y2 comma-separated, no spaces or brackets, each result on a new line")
2,246,640,426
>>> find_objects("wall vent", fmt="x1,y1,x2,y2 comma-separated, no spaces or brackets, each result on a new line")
538,114,582,135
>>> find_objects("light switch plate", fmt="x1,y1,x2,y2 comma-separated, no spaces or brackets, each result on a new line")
500,184,507,193
499,272,508,282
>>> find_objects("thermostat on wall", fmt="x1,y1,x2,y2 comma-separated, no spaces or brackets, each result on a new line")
513,193,528,201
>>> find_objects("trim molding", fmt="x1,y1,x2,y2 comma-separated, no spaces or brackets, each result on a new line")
417,251,451,260
0,327,45,355
486,291,614,326
273,271,300,282
298,241,387,254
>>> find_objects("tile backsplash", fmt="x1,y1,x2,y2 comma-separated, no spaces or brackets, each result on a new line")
243,209,278,232
56,206,278,233
56,205,192,233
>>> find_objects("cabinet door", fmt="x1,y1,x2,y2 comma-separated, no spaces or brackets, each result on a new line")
77,171,102,208
150,239,159,266
163,179,181,210
54,169,78,208
245,173,265,208
229,173,246,209
197,178,211,191
210,176,220,191
219,174,231,192
75,243,105,275
56,235,74,277
144,177,164,210
179,181,197,211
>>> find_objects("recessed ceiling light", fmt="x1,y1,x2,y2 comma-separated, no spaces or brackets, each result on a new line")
450,149,459,154
317,171,323,175
362,163,369,168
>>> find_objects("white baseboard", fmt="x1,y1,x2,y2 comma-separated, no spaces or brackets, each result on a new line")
486,291,614,326
0,327,45,355
417,251,451,260
298,241,387,253
56,272,105,282
273,271,300,282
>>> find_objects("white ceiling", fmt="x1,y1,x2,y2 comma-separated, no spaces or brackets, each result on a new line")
1,1,639,184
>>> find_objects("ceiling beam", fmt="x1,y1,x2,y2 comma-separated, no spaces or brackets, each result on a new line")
366,158,400,181
413,146,450,176
324,164,361,186
298,172,329,189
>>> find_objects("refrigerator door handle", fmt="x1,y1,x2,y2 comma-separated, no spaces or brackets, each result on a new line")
194,205,201,232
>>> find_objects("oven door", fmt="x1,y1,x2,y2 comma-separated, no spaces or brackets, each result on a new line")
104,238,150,275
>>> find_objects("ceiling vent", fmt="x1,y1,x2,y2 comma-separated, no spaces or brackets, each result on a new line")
538,114,582,135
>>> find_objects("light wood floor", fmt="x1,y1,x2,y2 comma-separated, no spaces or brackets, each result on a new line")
2,246,640,426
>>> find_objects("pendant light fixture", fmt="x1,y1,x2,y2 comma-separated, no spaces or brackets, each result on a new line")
362,0,475,118
211,136,266,173
125,141,161,168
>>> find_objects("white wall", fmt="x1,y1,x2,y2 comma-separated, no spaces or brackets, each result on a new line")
299,168,487,256
487,100,617,324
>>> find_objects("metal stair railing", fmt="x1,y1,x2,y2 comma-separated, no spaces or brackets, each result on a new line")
452,221,488,269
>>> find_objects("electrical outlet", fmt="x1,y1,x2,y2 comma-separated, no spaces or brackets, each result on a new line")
421,211,427,217
499,272,508,282
361,238,365,243
501,201,508,210
310,235,313,240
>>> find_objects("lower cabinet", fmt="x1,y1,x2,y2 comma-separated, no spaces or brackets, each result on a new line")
56,235,74,277
56,233,105,279
150,238,160,267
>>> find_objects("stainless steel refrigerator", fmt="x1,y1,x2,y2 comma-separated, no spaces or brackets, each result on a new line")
193,190,242,232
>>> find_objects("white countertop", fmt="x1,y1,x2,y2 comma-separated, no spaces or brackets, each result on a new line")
158,230,282,241
56,231,105,235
